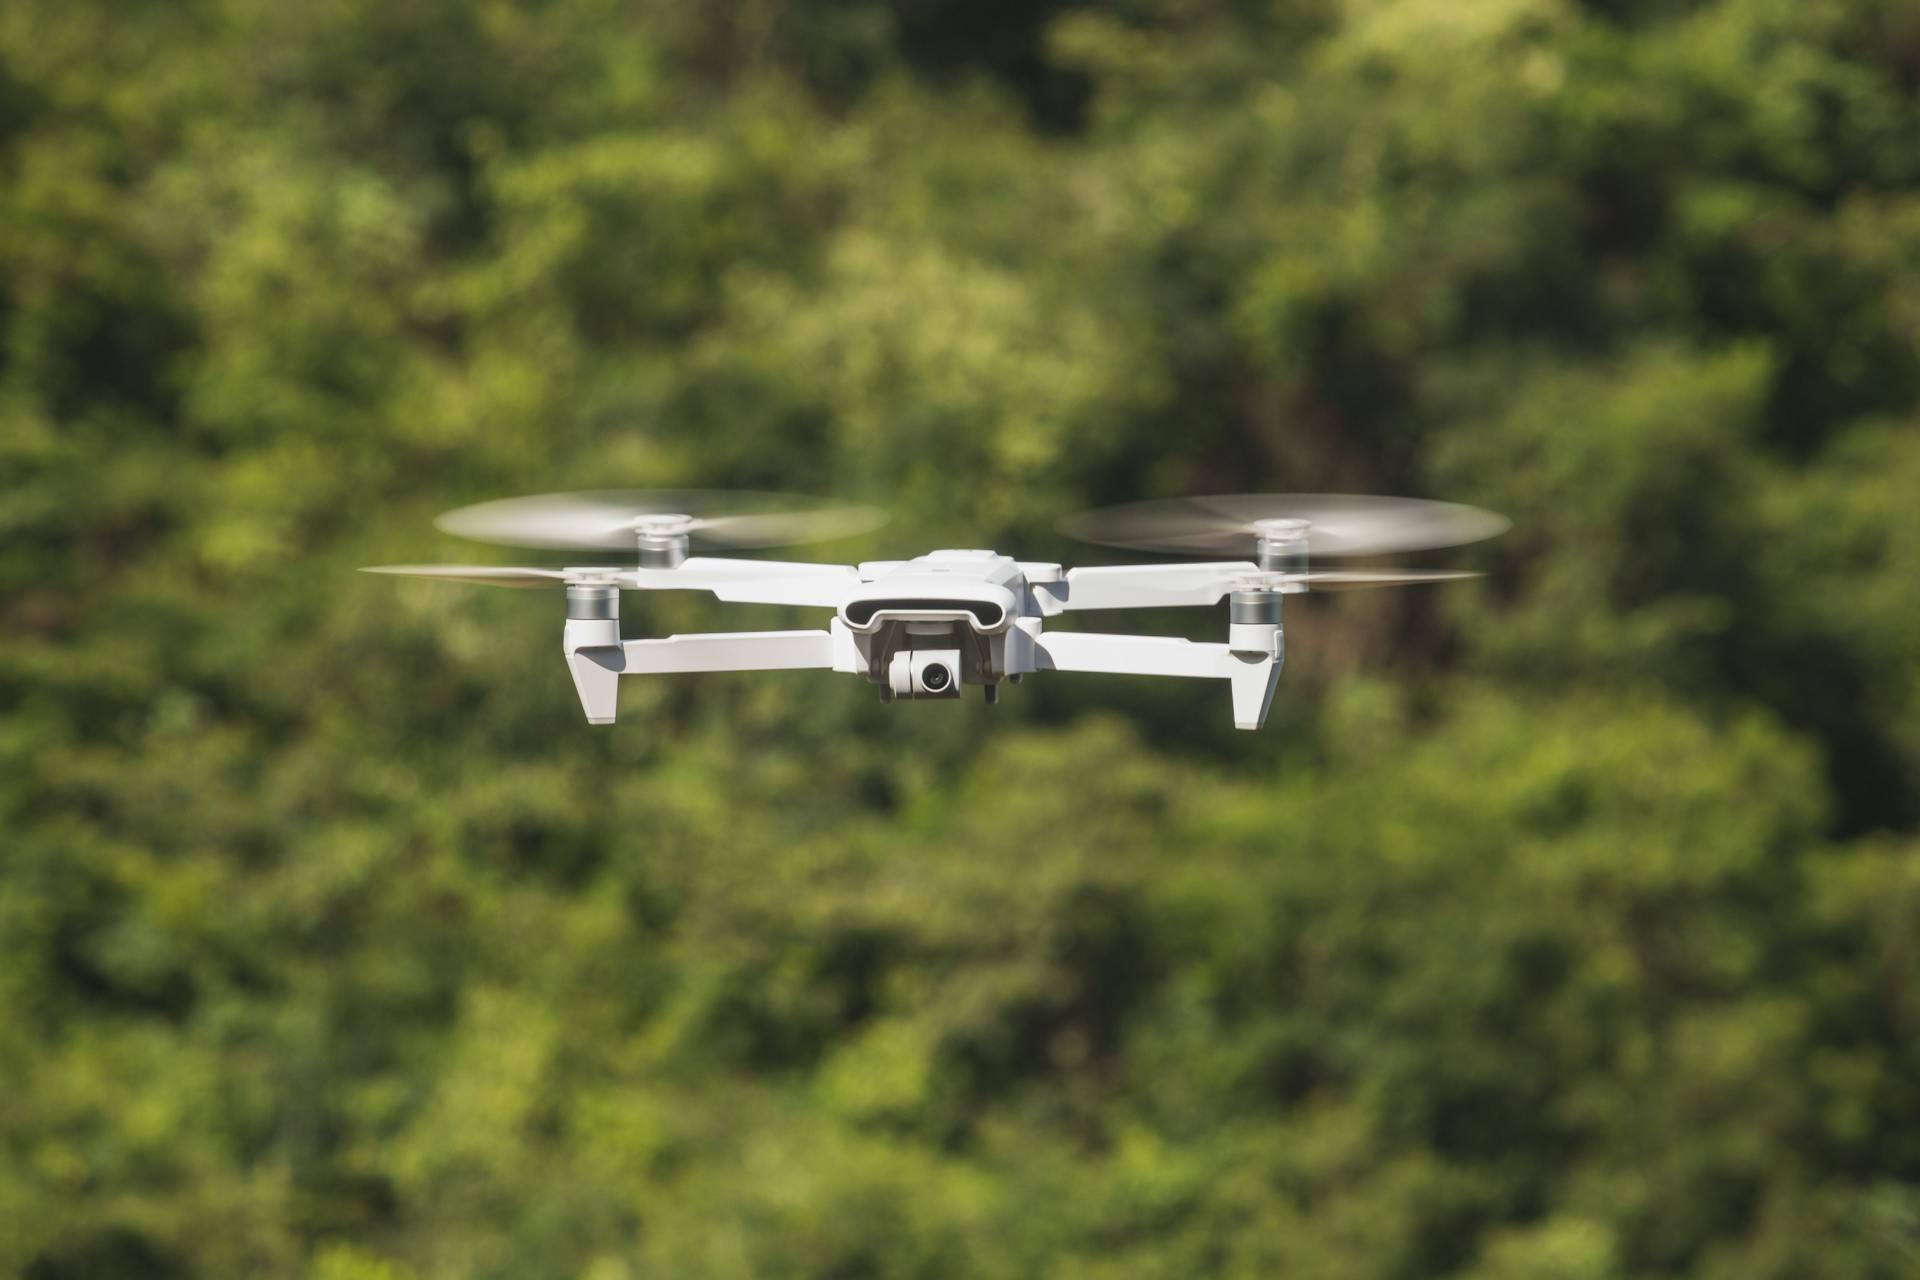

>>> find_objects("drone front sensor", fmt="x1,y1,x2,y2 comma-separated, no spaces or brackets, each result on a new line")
365,490,1505,730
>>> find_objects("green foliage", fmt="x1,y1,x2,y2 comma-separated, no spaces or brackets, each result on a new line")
2,0,1918,1276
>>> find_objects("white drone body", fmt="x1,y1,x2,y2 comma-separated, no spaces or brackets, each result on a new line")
561,550,1291,729
367,492,1506,731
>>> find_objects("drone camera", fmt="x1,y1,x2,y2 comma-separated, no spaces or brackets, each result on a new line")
910,649,962,698
888,647,965,699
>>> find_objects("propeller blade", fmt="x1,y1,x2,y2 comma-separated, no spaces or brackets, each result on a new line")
1060,493,1509,558
1283,568,1484,591
1172,567,1484,600
434,489,888,551
361,564,579,588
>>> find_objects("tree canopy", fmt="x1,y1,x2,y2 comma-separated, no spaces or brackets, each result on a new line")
3,1,1918,1276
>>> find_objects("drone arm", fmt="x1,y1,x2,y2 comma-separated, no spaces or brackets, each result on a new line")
1035,562,1259,614
622,558,858,608
565,629,836,724
1031,630,1282,730
616,630,837,672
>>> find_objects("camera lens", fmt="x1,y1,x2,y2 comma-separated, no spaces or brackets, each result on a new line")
920,662,952,692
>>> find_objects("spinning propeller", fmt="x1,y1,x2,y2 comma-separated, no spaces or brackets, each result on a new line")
365,489,887,586
434,489,887,553
361,564,593,588
1058,493,1508,593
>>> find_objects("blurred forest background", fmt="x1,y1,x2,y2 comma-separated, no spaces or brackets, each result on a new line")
4,0,1920,1276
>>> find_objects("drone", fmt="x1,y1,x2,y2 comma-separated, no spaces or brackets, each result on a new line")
366,491,1507,730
